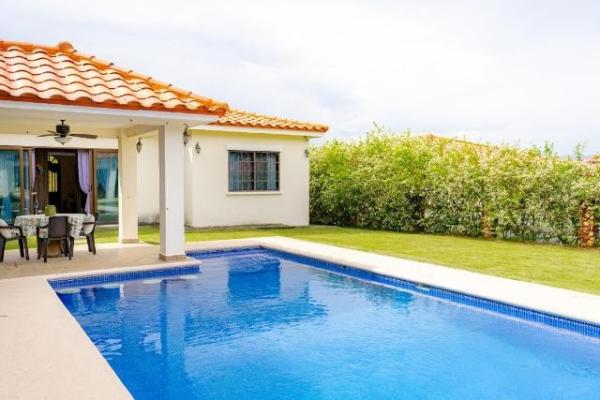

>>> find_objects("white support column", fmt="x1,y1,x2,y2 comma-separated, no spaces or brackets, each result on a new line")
158,124,186,261
118,133,139,243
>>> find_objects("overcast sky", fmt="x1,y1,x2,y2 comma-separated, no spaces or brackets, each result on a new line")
3,0,599,154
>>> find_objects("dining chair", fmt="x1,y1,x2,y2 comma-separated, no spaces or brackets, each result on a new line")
70,213,98,255
37,216,72,263
0,218,29,262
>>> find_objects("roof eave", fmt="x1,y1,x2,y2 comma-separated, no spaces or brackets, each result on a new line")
0,99,220,126
191,123,327,138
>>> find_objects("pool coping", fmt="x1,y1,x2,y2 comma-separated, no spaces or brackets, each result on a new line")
264,237,600,327
203,244,600,338
2,236,600,399
186,237,600,328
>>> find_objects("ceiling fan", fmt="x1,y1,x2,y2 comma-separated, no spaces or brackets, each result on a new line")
38,120,98,145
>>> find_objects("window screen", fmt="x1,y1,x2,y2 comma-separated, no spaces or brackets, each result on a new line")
228,151,279,191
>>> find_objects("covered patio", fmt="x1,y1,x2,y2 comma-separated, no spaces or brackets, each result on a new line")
0,40,230,261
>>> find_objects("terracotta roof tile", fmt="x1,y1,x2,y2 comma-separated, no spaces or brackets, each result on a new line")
213,109,328,133
0,40,328,133
0,40,229,115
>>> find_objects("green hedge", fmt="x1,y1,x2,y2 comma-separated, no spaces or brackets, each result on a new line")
310,129,600,245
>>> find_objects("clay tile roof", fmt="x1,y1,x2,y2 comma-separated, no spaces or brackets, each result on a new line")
0,40,229,115
212,109,328,133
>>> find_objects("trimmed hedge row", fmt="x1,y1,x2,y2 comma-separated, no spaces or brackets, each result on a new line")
309,130,600,245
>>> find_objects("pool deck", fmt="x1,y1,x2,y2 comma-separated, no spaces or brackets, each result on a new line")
0,242,175,280
2,236,600,399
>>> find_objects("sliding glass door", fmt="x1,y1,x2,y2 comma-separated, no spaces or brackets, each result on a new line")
0,149,27,223
22,149,32,213
95,151,118,223
0,146,121,224
0,146,123,224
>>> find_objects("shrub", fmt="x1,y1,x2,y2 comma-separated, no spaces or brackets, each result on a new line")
309,127,600,245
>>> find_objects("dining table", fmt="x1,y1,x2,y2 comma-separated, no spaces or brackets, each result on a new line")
14,213,93,257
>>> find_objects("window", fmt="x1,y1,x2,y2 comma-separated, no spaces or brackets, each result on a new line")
95,151,119,223
228,151,279,192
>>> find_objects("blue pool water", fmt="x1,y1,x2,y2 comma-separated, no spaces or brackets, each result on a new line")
57,248,600,400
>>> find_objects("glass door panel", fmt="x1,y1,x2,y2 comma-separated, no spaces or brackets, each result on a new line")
0,149,21,223
95,152,119,223
23,150,31,214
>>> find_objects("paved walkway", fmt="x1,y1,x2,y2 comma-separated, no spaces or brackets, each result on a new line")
0,276,132,400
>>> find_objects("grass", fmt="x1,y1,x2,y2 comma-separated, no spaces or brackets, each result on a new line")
11,224,600,295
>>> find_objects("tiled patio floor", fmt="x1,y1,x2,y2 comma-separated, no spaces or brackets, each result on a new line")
0,242,170,280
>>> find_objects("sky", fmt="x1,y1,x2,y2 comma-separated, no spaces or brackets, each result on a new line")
3,0,599,155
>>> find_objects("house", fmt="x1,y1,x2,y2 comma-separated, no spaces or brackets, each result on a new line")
0,40,328,260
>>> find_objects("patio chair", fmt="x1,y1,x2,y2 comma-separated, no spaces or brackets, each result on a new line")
70,213,98,255
37,216,72,263
0,218,29,262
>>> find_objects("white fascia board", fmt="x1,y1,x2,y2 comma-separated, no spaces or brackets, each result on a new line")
0,100,219,126
190,124,325,138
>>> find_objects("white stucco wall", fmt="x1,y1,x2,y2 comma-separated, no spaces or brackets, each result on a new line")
1,128,313,228
184,130,311,228
136,133,159,224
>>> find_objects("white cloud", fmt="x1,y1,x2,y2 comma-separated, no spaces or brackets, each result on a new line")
2,0,599,154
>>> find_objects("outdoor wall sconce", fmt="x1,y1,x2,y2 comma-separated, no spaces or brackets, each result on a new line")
183,127,191,146
305,148,310,157
136,138,142,153
195,142,201,154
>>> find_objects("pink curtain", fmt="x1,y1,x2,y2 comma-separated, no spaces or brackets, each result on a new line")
77,150,91,213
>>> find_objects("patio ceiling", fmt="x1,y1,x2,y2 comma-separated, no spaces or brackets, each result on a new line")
0,99,218,139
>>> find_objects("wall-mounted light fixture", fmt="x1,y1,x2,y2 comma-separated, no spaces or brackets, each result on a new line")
195,142,201,155
304,148,310,157
136,138,142,153
183,125,191,146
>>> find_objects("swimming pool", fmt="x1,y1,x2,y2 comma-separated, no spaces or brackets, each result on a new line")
54,247,600,399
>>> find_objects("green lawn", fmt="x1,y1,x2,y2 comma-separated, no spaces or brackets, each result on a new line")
13,225,600,295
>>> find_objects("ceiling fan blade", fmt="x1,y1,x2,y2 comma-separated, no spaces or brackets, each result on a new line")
47,130,57,134
37,133,56,137
70,134,98,139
